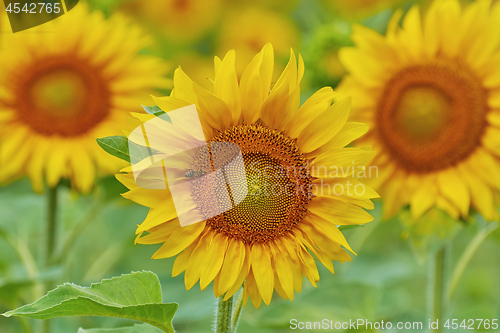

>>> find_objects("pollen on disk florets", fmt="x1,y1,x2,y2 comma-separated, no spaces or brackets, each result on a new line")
191,122,312,244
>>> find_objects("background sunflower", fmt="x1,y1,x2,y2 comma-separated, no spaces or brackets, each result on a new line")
0,3,170,193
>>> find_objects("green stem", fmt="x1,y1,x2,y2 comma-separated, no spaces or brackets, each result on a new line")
448,222,499,300
216,296,233,333
55,201,104,264
43,185,58,333
231,289,244,333
45,186,58,265
430,246,450,333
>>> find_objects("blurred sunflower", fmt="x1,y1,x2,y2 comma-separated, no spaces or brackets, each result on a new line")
338,0,500,221
0,4,170,193
321,0,409,19
172,53,215,90
121,0,222,43
224,0,300,12
117,44,377,307
217,7,299,77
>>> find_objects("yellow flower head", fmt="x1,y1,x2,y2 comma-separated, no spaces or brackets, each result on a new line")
338,0,500,221
217,7,299,77
122,0,223,43
117,44,378,308
0,4,170,193
321,0,408,19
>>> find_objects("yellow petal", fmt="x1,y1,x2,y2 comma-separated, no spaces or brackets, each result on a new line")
410,175,437,219
285,87,336,138
296,243,319,287
213,50,241,125
185,230,213,290
136,220,179,245
136,199,178,233
71,151,95,192
277,238,303,293
193,82,232,130
244,269,262,308
308,198,374,225
306,122,369,157
223,255,249,301
311,148,376,178
172,240,198,277
171,67,197,104
200,233,229,290
270,242,294,301
302,213,355,254
240,43,274,124
250,243,274,306
218,239,246,295
297,97,351,153
152,223,206,259
458,164,496,221
437,168,470,217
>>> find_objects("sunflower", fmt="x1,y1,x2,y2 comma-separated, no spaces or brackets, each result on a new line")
217,7,299,77
117,44,377,307
338,0,500,221
321,0,410,19
120,0,222,43
0,3,169,193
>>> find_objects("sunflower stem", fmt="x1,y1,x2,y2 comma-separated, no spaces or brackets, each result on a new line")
45,185,58,264
231,289,245,333
448,222,499,300
42,185,58,333
216,295,233,333
430,245,450,333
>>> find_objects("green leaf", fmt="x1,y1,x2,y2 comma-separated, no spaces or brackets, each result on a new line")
141,105,166,117
128,141,160,165
96,136,131,163
77,323,163,333
338,224,365,231
96,136,160,164
2,271,178,333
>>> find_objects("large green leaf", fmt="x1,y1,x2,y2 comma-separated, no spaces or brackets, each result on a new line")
77,323,163,333
2,271,177,333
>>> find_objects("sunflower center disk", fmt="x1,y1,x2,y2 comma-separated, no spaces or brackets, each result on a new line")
15,55,110,136
377,63,487,172
192,123,311,244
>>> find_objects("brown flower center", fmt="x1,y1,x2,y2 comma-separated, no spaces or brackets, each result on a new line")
377,62,487,173
191,123,311,244
13,55,111,136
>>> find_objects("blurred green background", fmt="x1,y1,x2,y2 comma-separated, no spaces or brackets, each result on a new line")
1,0,499,332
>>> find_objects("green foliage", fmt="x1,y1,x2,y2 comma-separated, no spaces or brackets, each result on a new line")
141,105,167,118
77,323,163,333
96,136,160,164
2,272,178,333
96,136,131,163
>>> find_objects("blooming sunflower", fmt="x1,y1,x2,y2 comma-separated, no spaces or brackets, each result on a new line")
121,0,222,43
321,0,409,19
0,3,169,193
117,44,377,307
338,0,500,221
217,7,299,77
